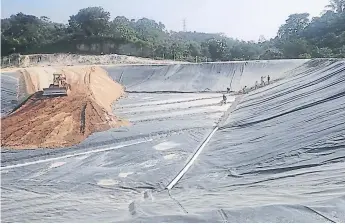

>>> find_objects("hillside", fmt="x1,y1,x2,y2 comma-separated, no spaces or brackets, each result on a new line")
1,0,345,61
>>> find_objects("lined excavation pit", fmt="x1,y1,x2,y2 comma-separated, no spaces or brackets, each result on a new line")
1,59,345,222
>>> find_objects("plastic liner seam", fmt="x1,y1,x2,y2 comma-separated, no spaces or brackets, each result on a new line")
166,95,243,189
168,190,188,214
302,205,336,223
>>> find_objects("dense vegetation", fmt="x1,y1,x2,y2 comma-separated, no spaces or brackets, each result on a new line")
1,0,345,61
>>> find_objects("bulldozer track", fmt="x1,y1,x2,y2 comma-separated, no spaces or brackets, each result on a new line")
80,102,87,134
87,67,97,101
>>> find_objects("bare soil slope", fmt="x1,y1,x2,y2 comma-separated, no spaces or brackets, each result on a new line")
1,66,128,149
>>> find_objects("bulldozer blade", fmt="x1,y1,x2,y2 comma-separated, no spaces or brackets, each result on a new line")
42,87,67,96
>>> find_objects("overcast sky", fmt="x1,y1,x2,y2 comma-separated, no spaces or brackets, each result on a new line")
1,0,330,41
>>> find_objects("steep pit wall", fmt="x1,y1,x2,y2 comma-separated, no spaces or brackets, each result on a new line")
104,59,310,92
1,66,128,149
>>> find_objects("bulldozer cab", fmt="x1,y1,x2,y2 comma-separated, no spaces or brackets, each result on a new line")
42,73,69,97
53,74,61,85
53,73,66,86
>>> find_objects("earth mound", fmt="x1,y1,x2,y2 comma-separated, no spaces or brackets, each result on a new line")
1,66,129,149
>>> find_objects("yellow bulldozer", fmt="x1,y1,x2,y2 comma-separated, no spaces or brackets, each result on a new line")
42,73,71,96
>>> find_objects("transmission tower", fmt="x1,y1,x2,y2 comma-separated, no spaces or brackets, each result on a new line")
183,18,186,32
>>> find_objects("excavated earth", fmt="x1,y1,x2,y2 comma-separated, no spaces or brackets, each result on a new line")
1,66,128,149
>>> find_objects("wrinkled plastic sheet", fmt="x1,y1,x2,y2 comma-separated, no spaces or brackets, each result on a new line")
129,60,345,222
105,59,308,92
0,72,19,117
1,59,345,222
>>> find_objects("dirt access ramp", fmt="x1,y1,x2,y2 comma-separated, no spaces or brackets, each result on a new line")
1,66,129,149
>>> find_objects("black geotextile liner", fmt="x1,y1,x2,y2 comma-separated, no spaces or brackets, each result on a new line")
1,59,344,222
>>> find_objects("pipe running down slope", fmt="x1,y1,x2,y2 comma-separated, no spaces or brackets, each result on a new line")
166,96,243,189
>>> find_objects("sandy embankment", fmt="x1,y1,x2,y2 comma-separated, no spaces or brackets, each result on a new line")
1,53,187,70
1,66,129,149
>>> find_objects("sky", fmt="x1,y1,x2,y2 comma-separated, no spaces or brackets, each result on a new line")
1,0,330,41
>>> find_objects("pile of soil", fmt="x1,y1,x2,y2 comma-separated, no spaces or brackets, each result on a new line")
1,66,129,149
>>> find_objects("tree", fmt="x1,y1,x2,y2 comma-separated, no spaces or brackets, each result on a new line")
1,12,64,55
206,38,228,61
259,48,283,60
312,47,334,57
188,42,201,57
1,0,345,59
154,43,169,59
326,0,345,13
277,38,311,58
68,7,110,36
200,41,211,60
278,13,310,39
109,16,136,41
168,42,186,60
258,35,267,43
229,43,245,60
133,18,167,43
335,45,345,57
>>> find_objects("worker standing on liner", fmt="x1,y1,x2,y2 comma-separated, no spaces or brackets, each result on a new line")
222,94,227,104
242,86,247,94
255,81,259,89
227,87,231,93
267,75,271,85
261,76,265,86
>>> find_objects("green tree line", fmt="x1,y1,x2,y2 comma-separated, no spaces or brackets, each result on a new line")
1,0,345,61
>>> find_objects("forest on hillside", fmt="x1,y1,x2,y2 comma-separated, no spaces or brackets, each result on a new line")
1,0,345,61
